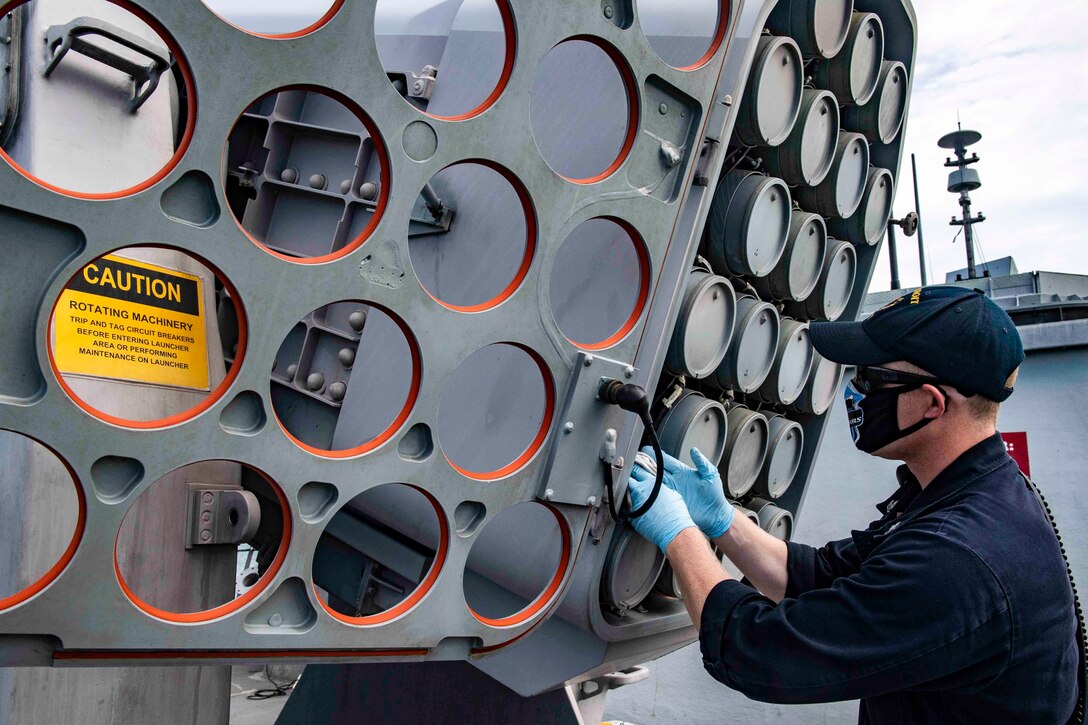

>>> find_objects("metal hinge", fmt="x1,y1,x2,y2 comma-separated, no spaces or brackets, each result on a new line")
185,483,261,549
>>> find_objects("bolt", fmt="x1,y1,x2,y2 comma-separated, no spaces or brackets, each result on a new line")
583,355,594,367
329,381,347,402
413,80,425,94
586,496,598,507
348,311,366,331
268,613,283,627
201,511,212,523
564,422,575,434
659,103,669,115
624,366,635,379
200,529,211,542
603,5,614,18
359,182,379,201
202,492,214,505
544,489,554,500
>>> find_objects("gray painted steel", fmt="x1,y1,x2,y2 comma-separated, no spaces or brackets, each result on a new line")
842,59,908,144
0,0,918,710
733,35,803,148
814,11,884,106
794,130,871,218
766,0,854,59
751,210,828,303
761,88,841,187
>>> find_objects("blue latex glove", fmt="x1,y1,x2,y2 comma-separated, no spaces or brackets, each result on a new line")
627,464,698,554
633,445,734,539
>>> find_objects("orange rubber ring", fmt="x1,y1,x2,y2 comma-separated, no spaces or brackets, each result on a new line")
314,485,449,627
114,464,291,624
0,434,87,612
0,0,197,200
46,246,248,430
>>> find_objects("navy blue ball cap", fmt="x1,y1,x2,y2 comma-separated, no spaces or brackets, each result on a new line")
809,286,1025,402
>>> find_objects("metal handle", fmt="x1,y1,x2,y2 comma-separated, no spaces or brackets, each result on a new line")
43,16,170,112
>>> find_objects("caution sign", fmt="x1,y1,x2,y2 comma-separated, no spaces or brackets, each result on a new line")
53,255,210,390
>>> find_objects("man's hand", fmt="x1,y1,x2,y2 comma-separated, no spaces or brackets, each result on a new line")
627,463,699,554
632,446,734,539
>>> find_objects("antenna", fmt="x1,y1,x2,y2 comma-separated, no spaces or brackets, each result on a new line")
938,124,985,279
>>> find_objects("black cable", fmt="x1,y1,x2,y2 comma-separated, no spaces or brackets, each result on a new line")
246,667,298,701
597,380,666,521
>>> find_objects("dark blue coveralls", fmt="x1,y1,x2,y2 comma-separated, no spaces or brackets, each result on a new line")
699,434,1079,722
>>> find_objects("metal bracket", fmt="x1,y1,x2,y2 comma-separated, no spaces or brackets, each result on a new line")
408,64,438,100
538,352,632,506
693,135,723,186
43,17,170,112
0,7,23,146
184,484,261,549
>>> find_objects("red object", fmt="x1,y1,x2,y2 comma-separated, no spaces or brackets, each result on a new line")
1002,432,1031,477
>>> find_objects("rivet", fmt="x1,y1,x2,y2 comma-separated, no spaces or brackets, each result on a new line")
202,492,214,505
658,103,669,115
583,355,594,367
359,182,379,201
603,5,614,18
268,613,283,627
200,529,211,542
348,311,366,331
286,363,298,380
544,489,554,500
624,366,635,379
280,167,299,184
309,174,327,191
306,372,326,392
329,381,347,402
586,496,598,507
338,347,356,368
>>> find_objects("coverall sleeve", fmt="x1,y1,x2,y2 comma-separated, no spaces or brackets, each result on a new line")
784,538,863,598
699,528,1011,704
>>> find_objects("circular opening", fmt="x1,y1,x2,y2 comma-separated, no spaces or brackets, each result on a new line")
438,344,554,479
201,0,341,37
0,0,196,199
0,431,84,611
408,162,534,312
374,0,514,120
530,38,638,183
223,86,389,264
271,301,420,457
464,502,569,626
638,0,726,70
115,461,289,621
48,247,246,428
313,483,447,625
549,217,649,349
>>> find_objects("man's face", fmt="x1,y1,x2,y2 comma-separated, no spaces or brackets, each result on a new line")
864,361,945,461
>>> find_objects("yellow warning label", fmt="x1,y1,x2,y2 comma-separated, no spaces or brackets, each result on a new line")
53,254,210,390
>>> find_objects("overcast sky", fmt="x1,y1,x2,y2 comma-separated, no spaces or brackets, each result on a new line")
875,0,1088,291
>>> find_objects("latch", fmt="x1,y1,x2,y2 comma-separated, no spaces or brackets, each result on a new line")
185,484,261,549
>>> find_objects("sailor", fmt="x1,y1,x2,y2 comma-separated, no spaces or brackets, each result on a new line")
627,286,1080,721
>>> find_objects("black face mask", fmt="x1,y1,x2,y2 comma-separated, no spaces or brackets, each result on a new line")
844,380,942,454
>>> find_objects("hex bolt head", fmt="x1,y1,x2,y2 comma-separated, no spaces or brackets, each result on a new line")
306,372,326,392
348,311,366,331
359,182,379,201
285,363,299,380
268,613,283,627
280,167,299,184
564,422,575,434
309,174,327,190
328,381,347,402
338,347,356,368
